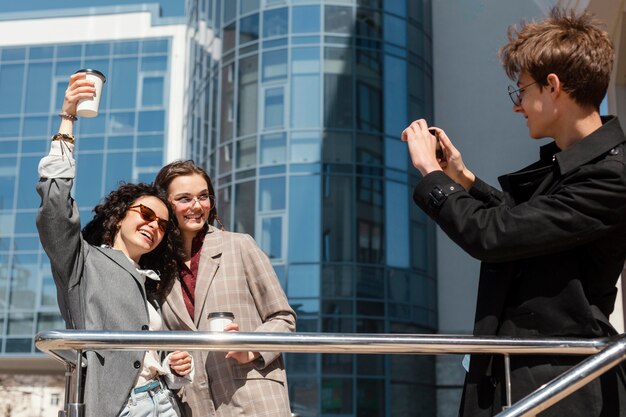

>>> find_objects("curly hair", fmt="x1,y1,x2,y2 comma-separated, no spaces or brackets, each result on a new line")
499,7,613,109
153,159,224,229
81,182,185,303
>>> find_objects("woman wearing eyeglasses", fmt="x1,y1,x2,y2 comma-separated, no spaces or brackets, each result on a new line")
153,160,295,417
36,73,194,417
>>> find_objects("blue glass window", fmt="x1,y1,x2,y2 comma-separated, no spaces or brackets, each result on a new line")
384,55,407,136
290,132,320,163
8,313,34,335
82,59,109,79
241,0,260,14
113,41,139,55
57,44,81,58
2,48,26,61
0,213,14,235
263,8,288,38
142,76,164,107
385,0,406,15
105,152,133,192
138,110,165,132
385,181,409,267
15,212,36,234
142,39,168,54
80,116,106,135
291,75,320,128
110,59,138,109
108,135,134,150
236,137,256,169
264,87,284,129
109,112,135,134
292,47,320,74
85,43,111,57
223,0,237,23
25,63,53,114
287,264,320,298
0,65,24,115
292,6,320,34
0,118,20,137
262,49,287,82
240,14,260,44
5,339,32,353
259,177,285,211
141,56,168,72
260,132,286,165
384,14,407,47
21,139,47,154
288,176,320,262
223,23,237,53
16,156,39,209
0,141,18,154
75,154,103,208
29,46,53,60
136,150,163,167
234,180,255,234
10,254,38,309
137,134,163,148
0,158,16,208
385,137,407,170
325,6,352,35
260,216,282,259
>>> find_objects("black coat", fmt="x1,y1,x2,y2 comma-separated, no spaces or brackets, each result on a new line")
413,116,626,416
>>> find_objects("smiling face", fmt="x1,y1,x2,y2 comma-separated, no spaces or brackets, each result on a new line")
513,72,556,140
113,195,168,263
167,173,212,241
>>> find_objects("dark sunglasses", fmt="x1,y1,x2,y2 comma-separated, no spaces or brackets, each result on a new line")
128,204,168,233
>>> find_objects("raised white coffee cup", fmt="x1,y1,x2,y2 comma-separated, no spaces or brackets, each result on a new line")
74,69,106,118
208,312,235,331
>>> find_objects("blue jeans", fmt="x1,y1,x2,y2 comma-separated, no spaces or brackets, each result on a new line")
119,381,179,417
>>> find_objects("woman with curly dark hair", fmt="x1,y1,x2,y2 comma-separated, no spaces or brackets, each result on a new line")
36,73,193,417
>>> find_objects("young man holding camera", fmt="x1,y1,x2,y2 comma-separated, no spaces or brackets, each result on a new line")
404,8,626,416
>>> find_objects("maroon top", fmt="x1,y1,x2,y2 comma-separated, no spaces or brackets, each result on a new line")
179,226,207,320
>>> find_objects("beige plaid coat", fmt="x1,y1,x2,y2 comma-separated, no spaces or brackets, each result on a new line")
161,226,296,416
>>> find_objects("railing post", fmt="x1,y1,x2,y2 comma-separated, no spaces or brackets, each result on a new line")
68,350,85,417
504,354,512,409
58,363,73,417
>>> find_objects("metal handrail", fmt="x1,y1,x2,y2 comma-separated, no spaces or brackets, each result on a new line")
34,330,626,417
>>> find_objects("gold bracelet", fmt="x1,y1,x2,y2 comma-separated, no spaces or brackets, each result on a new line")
51,133,75,145
59,112,78,121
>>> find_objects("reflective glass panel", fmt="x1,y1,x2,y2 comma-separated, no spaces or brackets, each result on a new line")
16,157,39,209
260,133,286,165
23,116,49,138
57,44,81,58
8,313,34,335
0,64,24,114
291,75,320,128
287,264,320,298
113,41,139,55
142,39,168,54
0,118,19,137
234,181,255,234
109,112,135,134
262,49,287,82
325,6,352,34
29,46,53,60
259,177,285,211
263,8,288,38
0,157,16,209
141,56,168,72
37,312,64,332
292,6,320,34
288,176,320,262
2,48,26,61
75,153,103,208
290,132,320,163
105,152,133,193
236,137,257,169
142,76,164,106
10,254,38,309
321,378,353,414
291,47,320,74
260,216,282,259
384,55,407,136
238,55,259,137
25,63,53,114
384,14,407,47
264,87,284,129
85,43,110,57
15,212,36,234
138,110,165,132
323,175,353,261
239,14,260,44
110,58,138,109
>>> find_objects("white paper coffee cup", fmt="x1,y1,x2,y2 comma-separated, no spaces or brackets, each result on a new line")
208,312,234,331
74,69,106,118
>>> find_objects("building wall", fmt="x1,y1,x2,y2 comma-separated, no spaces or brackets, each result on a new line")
186,1,437,416
0,6,185,360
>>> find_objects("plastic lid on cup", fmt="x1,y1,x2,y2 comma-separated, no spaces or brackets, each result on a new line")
208,312,235,319
74,68,106,83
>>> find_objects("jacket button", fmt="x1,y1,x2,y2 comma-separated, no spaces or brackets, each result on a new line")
141,325,149,331
133,360,141,369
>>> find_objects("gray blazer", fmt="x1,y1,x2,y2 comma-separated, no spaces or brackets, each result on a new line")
36,176,153,417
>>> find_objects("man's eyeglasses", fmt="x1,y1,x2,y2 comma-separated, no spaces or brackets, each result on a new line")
507,81,537,106
173,194,214,209
128,204,168,233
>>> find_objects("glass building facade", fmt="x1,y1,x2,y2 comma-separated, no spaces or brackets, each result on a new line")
186,1,437,415
0,37,172,354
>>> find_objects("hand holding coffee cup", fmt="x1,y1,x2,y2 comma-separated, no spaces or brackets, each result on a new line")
208,312,235,331
73,69,106,118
